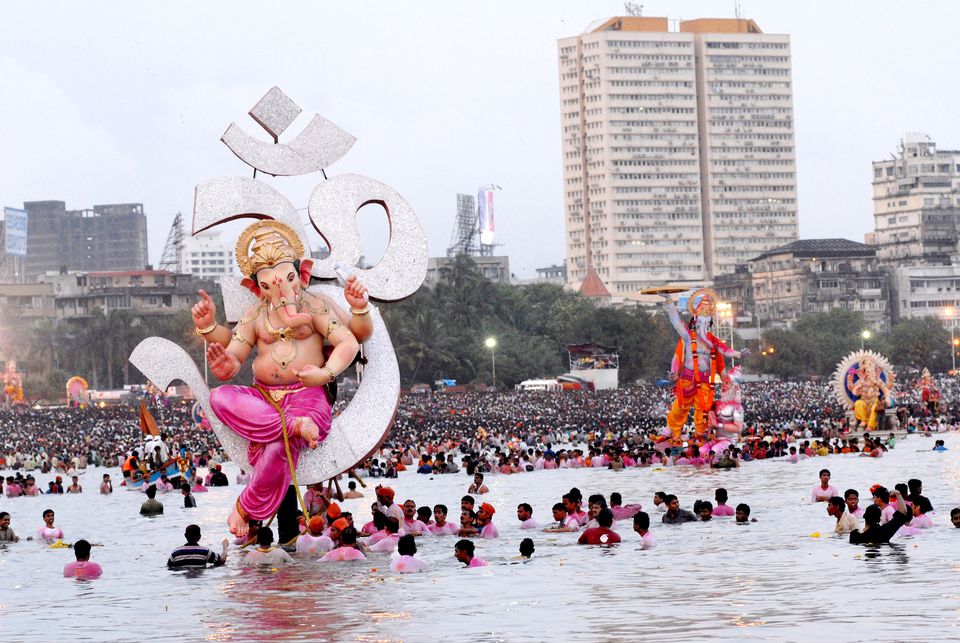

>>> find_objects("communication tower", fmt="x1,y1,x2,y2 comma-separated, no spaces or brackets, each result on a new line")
158,212,185,272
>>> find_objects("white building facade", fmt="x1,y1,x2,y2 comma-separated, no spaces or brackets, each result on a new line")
558,16,798,298
869,133,960,266
180,230,234,282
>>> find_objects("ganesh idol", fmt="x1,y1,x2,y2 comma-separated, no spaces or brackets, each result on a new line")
711,365,744,434
191,220,371,538
3,360,25,407
661,290,743,445
915,367,940,415
700,365,745,456
846,354,891,431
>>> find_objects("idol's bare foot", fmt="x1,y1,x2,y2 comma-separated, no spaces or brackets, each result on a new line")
228,508,248,538
296,418,320,449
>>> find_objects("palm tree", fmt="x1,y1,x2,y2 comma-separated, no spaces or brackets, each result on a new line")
387,295,462,384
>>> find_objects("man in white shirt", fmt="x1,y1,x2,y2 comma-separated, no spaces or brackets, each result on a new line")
827,497,861,534
375,486,404,522
296,516,334,555
811,469,838,503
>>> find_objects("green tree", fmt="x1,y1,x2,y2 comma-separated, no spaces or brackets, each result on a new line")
888,317,951,372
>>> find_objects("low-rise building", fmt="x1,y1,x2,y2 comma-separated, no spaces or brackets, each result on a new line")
535,264,566,286
714,239,889,332
888,263,960,328
425,256,511,287
0,270,207,320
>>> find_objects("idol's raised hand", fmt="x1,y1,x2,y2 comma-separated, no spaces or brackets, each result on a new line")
344,275,369,310
192,290,217,329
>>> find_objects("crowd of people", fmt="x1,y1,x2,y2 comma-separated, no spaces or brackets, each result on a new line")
355,378,960,480
1,376,957,481
1,376,959,579
0,402,224,474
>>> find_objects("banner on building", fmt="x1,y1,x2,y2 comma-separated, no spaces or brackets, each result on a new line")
477,189,495,246
3,207,28,256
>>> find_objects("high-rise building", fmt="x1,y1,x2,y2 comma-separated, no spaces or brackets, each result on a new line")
868,133,960,266
558,16,798,298
180,229,235,282
18,200,148,280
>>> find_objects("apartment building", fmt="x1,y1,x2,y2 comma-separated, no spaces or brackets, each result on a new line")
869,133,960,266
558,16,798,298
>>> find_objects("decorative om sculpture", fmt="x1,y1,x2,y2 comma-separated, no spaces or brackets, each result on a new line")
130,87,427,537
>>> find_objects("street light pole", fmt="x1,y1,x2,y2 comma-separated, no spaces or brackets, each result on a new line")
943,306,956,373
485,337,497,389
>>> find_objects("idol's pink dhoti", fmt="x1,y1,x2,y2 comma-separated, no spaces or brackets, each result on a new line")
210,382,331,521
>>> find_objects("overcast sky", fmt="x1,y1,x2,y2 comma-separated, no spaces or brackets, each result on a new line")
2,1,958,278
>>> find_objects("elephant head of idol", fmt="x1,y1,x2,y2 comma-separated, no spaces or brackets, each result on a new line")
236,220,314,329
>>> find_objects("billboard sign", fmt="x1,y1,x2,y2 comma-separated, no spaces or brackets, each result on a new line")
477,189,495,246
3,207,28,256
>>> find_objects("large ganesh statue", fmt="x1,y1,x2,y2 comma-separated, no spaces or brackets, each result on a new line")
195,221,368,535
657,288,743,446
130,87,427,538
833,350,896,431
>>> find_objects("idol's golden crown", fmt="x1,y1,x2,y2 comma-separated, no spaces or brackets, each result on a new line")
235,220,305,278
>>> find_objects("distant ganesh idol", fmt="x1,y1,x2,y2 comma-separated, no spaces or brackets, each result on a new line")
191,220,371,538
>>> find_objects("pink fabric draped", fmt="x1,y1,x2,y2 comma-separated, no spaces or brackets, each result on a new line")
210,382,331,521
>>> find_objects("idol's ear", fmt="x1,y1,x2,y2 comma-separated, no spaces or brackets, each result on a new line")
241,277,261,299
299,259,314,287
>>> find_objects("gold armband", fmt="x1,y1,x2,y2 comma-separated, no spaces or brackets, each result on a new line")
232,329,253,347
325,319,346,337
322,366,337,381
350,305,371,316
195,322,218,336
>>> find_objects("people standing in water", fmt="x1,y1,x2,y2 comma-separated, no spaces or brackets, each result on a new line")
454,539,487,567
391,535,428,573
243,526,294,566
37,509,64,543
828,497,861,534
63,540,102,579
849,489,910,545
0,512,19,542
811,469,838,502
167,525,228,569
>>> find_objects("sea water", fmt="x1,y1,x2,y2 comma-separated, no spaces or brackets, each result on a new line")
1,432,959,642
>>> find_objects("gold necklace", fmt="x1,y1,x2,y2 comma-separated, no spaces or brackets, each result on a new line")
260,307,298,369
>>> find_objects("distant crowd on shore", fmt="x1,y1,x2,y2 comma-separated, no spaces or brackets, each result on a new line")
2,378,959,501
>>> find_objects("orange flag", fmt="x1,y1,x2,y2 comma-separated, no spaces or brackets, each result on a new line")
140,402,160,437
